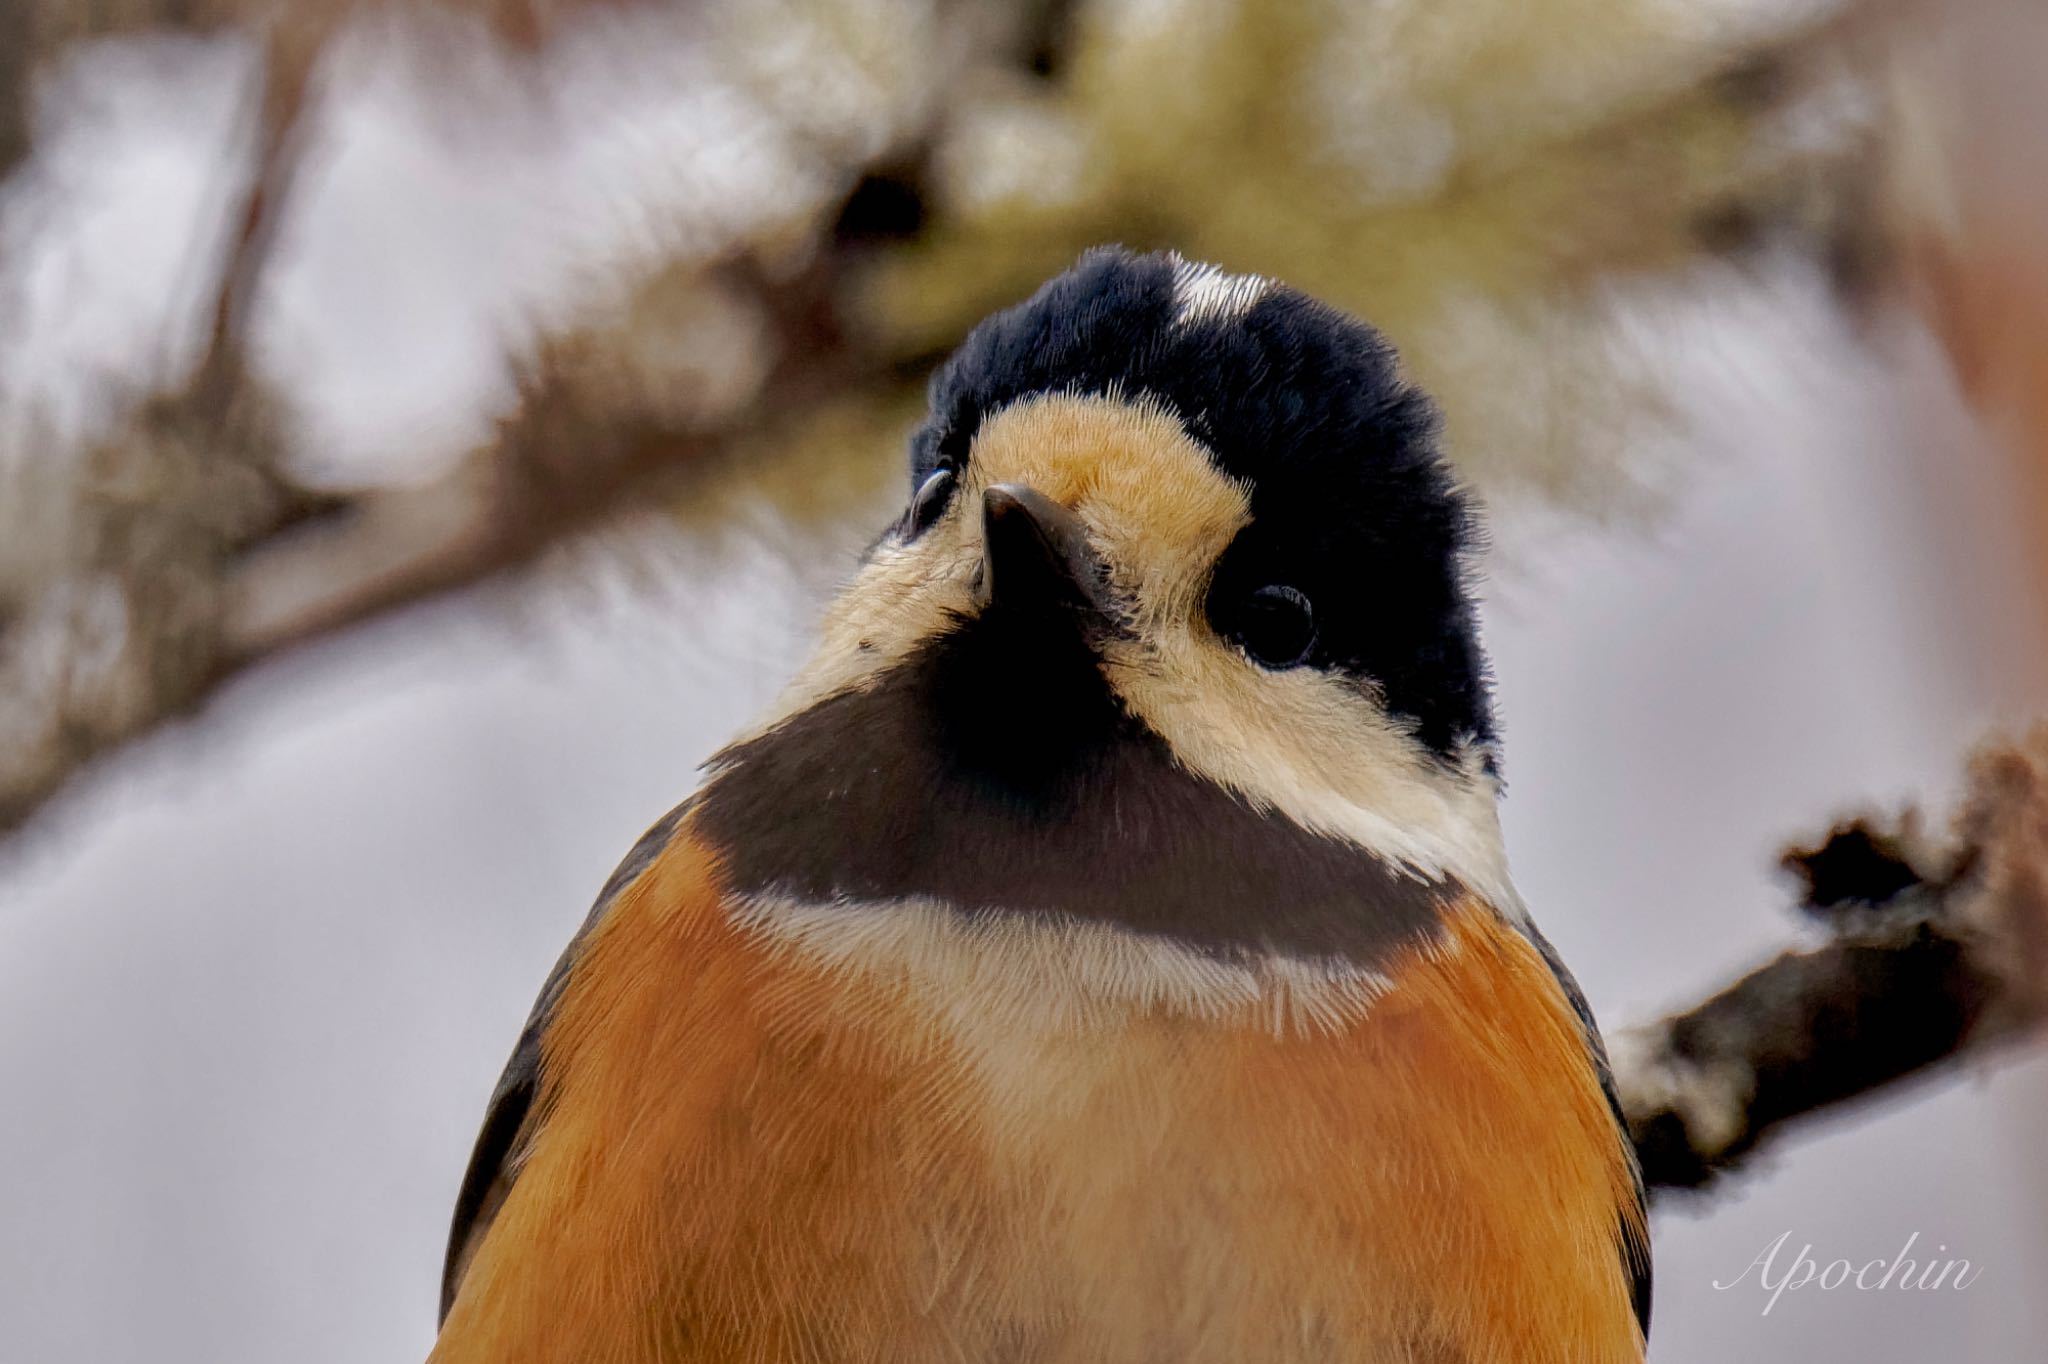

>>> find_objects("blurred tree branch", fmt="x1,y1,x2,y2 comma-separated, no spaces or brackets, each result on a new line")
216,253,887,662
0,0,639,182
1619,726,2048,1197
0,0,1010,830
1611,0,2048,1195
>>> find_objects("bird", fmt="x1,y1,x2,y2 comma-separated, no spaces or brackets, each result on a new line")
429,246,1650,1363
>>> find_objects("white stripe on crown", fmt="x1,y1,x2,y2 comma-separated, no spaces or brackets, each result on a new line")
1169,255,1269,327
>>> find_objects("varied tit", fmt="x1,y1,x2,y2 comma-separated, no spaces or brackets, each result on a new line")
432,246,1650,1364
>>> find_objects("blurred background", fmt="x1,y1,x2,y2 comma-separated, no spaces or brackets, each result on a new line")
2,0,2047,1359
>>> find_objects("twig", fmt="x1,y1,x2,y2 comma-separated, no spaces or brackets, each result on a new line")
217,254,882,662
1616,727,2048,1196
0,25,326,834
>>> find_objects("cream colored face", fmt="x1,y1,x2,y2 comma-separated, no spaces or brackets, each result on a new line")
765,392,1516,908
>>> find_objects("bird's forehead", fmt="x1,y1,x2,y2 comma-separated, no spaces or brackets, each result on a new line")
965,393,1251,571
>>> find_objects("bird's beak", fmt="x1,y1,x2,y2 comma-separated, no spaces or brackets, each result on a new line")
973,483,1105,614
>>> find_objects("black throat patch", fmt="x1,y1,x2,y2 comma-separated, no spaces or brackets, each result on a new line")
694,596,1458,966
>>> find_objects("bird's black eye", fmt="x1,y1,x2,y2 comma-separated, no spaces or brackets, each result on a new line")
1234,584,1317,669
903,466,957,539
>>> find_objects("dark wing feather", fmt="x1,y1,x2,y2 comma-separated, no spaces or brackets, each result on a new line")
1523,921,1653,1343
438,799,694,1322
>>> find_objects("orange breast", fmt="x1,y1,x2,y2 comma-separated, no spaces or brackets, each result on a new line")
433,824,1645,1364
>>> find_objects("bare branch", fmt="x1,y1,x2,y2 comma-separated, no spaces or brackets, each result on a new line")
1617,727,2048,1197
0,0,1090,834
0,15,327,832
218,254,887,663
0,193,924,830
0,2,645,188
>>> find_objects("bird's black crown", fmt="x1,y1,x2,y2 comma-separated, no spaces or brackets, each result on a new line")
907,246,1495,762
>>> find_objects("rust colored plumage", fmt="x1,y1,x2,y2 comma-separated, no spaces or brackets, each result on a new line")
433,815,1644,1364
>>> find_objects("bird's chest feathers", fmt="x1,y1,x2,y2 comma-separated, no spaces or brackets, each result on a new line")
471,836,1642,1364
726,896,1410,1350
697,892,1641,1361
